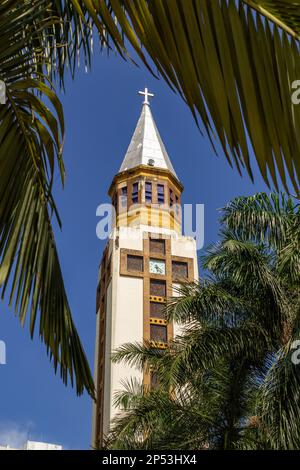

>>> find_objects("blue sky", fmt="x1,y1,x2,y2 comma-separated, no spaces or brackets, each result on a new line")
0,51,274,449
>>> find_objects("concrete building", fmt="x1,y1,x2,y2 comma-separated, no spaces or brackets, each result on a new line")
25,440,62,450
92,89,199,448
0,440,62,450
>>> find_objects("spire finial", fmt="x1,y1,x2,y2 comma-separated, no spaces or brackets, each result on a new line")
138,87,154,106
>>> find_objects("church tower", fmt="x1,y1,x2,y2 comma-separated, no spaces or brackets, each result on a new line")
92,89,199,448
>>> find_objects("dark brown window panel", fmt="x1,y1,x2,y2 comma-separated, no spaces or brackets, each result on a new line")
150,279,166,297
157,184,165,205
150,301,166,319
150,324,167,343
172,261,188,279
131,182,139,204
149,238,165,255
150,372,159,390
127,255,143,272
145,181,152,202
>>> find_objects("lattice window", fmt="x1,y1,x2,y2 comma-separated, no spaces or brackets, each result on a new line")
172,261,188,279
150,238,165,255
150,372,159,390
131,182,139,204
150,302,166,319
157,184,165,204
145,181,152,202
127,255,143,272
150,280,166,297
150,324,167,343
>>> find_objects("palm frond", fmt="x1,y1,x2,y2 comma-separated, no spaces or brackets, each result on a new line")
0,0,94,396
113,377,144,410
79,0,300,192
0,89,94,396
221,192,297,249
42,0,110,86
259,341,300,449
109,192,299,449
108,356,265,450
277,219,300,284
166,280,246,326
111,341,164,372
246,1,300,38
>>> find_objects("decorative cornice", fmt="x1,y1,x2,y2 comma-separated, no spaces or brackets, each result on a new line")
108,164,183,196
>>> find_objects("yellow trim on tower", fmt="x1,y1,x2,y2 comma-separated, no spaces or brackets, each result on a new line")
149,295,166,303
150,341,168,350
150,318,168,326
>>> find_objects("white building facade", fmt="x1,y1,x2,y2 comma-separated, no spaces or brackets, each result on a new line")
0,440,62,450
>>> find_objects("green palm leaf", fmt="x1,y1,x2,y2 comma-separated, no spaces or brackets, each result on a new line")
221,192,297,248
0,0,94,396
221,192,300,283
259,341,300,449
78,0,300,192
246,1,300,37
109,193,300,449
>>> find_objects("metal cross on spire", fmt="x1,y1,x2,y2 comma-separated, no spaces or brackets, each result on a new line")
138,87,154,105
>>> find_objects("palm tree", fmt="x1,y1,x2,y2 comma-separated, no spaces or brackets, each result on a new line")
2,1,300,395
0,1,97,395
106,192,300,450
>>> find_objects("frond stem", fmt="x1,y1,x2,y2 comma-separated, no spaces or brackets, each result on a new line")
242,0,300,40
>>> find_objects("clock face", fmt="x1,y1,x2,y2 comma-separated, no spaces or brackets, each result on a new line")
149,259,166,275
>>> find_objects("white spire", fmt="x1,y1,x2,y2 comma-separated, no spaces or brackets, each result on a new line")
119,89,178,179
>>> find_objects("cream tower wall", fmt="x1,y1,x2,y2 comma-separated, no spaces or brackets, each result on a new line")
92,228,144,445
92,226,198,446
